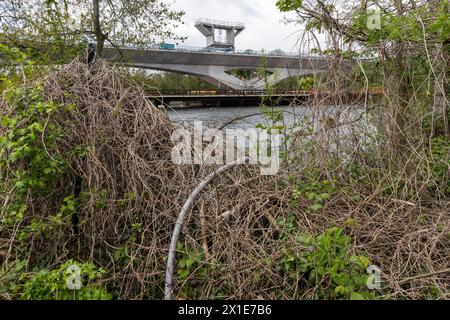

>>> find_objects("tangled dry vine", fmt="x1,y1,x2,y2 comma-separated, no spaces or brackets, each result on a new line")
0,52,449,300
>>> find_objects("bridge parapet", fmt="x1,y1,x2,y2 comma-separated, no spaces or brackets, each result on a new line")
104,43,318,58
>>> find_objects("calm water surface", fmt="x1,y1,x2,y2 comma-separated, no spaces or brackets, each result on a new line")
167,105,310,130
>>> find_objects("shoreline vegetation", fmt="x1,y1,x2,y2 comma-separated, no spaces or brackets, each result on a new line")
0,0,449,300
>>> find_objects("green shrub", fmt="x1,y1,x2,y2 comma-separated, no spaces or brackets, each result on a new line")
0,260,27,299
278,226,379,300
21,260,112,300
291,179,336,212
175,242,213,299
429,136,450,195
0,85,73,225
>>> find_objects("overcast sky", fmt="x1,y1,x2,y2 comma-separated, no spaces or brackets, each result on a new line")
170,0,302,53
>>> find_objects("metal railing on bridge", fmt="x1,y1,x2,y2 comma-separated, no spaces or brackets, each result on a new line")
145,89,383,99
195,18,245,28
146,89,311,96
104,43,318,58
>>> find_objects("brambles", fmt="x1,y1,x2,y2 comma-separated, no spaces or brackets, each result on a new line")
0,50,449,300
0,56,188,299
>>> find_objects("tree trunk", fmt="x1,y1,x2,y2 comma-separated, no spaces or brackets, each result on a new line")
433,44,449,137
429,0,450,137
382,42,409,162
92,0,106,57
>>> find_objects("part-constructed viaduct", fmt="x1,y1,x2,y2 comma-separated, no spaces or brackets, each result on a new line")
102,18,338,90
103,46,333,90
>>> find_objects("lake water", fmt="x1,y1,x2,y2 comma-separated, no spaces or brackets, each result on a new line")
166,104,370,169
166,105,310,130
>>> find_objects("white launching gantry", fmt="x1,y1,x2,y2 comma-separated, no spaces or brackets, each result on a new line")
195,18,245,51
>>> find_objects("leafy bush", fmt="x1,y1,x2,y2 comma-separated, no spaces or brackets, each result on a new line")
20,260,112,300
278,226,378,300
291,179,336,212
175,242,213,299
0,260,27,299
298,76,315,90
0,85,72,225
429,136,450,194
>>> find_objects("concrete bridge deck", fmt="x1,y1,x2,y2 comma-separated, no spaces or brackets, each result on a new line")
103,45,337,90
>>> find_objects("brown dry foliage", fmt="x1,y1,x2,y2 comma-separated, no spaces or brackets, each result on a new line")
0,54,449,300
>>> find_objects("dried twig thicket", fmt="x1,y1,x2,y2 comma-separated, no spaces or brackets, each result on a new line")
278,5,450,297
1,50,449,300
